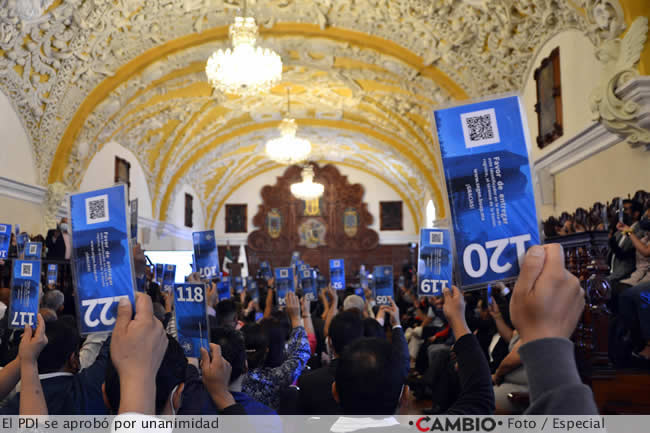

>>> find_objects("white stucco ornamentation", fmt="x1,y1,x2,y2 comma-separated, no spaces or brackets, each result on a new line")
43,181,68,230
590,17,650,147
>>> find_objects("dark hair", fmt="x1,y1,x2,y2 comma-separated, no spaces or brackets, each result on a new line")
215,299,238,328
211,327,246,382
329,311,364,355
241,323,269,370
37,319,81,374
260,317,289,368
335,338,404,415
623,199,643,216
104,334,187,414
362,317,385,339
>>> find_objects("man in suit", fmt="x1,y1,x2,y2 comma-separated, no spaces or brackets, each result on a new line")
298,298,409,415
297,310,364,414
2,318,109,414
45,218,69,260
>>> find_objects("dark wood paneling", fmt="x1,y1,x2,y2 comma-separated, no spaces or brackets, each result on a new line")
246,163,412,279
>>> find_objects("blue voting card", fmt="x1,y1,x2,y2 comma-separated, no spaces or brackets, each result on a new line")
192,230,219,280
14,224,20,236
24,242,42,260
173,283,210,358
0,224,11,259
46,263,58,286
329,259,345,290
9,260,41,329
162,264,176,293
16,233,29,258
217,279,230,301
434,95,540,289
69,184,136,334
129,199,138,240
234,276,244,294
359,265,369,290
154,263,164,285
373,265,394,306
418,229,453,297
259,261,273,280
246,277,259,302
301,267,317,302
275,267,294,308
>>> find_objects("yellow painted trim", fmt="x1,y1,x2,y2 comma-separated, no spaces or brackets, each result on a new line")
208,161,422,236
158,118,445,224
49,22,467,183
619,0,650,76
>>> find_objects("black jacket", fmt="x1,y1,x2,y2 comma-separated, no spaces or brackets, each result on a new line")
45,229,66,260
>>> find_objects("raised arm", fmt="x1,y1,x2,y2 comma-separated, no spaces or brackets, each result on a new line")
510,244,597,415
444,286,495,415
323,286,338,338
18,314,49,415
488,299,514,343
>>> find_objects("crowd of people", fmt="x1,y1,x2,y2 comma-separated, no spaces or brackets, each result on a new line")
0,196,648,422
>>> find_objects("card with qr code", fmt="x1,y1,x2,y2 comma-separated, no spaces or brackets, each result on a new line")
274,267,294,307
9,259,41,329
0,223,10,259
162,264,176,293
69,184,136,334
433,95,540,290
418,229,452,297
329,259,345,291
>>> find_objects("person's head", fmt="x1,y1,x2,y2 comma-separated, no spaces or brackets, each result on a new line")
58,217,69,233
623,199,643,225
211,327,247,383
215,299,238,328
259,316,289,368
39,307,58,322
333,338,406,415
241,322,269,370
0,287,9,306
103,334,187,415
362,317,384,339
42,289,65,312
343,294,364,315
328,310,364,357
37,319,81,374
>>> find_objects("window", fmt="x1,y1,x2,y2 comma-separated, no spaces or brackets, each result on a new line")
380,201,403,231
426,200,436,228
114,156,131,195
534,47,563,148
184,193,193,228
226,204,247,233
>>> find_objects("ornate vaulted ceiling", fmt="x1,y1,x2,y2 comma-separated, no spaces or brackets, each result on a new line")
0,0,632,229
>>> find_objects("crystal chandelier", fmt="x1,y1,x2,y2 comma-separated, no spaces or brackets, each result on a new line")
205,6,282,95
291,165,324,200
265,118,312,165
265,90,312,164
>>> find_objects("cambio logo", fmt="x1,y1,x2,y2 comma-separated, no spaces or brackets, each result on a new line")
410,416,499,432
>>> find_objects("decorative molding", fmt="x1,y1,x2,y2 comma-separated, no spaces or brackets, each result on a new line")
590,17,650,147
0,176,46,204
535,76,650,206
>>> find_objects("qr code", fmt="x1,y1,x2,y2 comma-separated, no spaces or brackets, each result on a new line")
333,260,340,267
21,262,33,277
429,231,444,245
460,108,500,148
29,244,38,255
280,269,289,278
303,270,310,278
0,225,6,233
85,194,109,224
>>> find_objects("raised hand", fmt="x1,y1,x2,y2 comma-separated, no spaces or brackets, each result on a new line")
200,343,235,410
19,314,48,365
286,291,301,327
110,293,169,414
442,286,470,339
510,244,584,345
